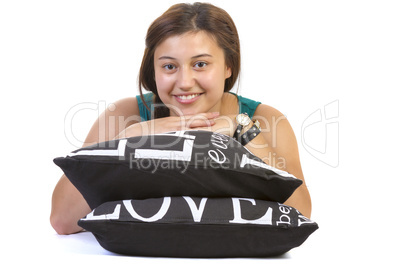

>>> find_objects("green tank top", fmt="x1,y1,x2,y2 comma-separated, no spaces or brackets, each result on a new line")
136,92,261,121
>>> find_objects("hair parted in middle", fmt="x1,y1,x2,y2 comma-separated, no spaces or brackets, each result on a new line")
138,2,241,118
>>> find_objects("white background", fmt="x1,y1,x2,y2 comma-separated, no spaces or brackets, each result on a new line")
1,0,401,267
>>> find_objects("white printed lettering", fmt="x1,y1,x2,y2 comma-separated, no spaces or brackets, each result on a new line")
211,133,229,142
208,133,230,164
279,205,291,214
68,139,127,160
183,196,208,222
208,148,226,164
276,214,291,225
81,204,121,221
123,197,171,222
240,154,296,178
298,215,313,226
211,134,229,150
276,203,293,225
230,198,273,225
134,134,195,162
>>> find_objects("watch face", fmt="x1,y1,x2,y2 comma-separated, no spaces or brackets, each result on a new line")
237,114,251,126
254,120,261,130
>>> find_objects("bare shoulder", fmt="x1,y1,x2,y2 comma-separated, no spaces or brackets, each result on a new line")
253,104,302,176
254,104,311,216
253,103,286,122
83,97,142,146
100,96,143,125
109,97,140,117
253,104,296,148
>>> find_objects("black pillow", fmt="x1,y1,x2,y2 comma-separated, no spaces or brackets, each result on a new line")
78,196,318,258
54,130,302,209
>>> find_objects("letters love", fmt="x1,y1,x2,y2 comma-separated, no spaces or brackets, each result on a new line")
82,196,313,227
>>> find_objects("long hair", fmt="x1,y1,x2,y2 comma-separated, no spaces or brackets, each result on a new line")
139,2,241,118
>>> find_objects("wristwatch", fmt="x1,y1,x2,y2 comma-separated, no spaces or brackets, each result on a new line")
240,119,261,146
234,113,252,142
233,113,261,146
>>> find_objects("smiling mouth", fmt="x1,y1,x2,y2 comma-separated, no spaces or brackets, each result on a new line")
175,93,202,100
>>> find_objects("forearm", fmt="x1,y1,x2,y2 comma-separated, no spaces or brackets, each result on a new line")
244,129,312,217
50,174,91,234
114,113,219,139
114,121,151,139
284,184,312,218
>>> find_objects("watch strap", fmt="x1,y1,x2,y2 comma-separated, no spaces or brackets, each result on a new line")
240,122,261,146
233,124,243,141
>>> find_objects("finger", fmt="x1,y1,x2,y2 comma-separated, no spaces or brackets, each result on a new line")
187,118,216,129
183,112,220,121
204,111,220,119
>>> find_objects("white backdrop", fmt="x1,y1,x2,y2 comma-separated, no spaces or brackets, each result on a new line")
1,0,401,267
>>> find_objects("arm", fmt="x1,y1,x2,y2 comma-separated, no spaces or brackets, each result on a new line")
114,112,219,139
50,99,219,235
202,106,312,217
247,105,312,217
50,97,142,234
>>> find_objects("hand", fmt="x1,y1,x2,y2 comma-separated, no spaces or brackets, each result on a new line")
194,114,236,137
116,112,221,139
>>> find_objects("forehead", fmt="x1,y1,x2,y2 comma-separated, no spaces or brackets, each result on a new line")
154,31,224,59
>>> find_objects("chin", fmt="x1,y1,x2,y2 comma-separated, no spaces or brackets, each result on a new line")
171,105,199,116
180,109,199,116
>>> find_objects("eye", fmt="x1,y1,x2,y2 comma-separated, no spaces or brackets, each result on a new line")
163,64,176,71
194,61,208,69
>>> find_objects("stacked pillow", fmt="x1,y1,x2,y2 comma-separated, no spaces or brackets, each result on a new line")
54,130,318,257
78,196,318,257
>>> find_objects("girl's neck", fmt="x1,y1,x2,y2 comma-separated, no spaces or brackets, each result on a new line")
218,92,239,116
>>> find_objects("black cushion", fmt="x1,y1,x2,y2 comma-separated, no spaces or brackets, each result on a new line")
54,130,302,209
78,196,318,258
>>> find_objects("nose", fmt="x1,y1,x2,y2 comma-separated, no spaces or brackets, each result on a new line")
176,67,195,90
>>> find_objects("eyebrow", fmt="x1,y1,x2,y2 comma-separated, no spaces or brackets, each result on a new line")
158,54,213,60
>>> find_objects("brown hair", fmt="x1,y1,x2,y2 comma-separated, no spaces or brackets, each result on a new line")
138,2,241,118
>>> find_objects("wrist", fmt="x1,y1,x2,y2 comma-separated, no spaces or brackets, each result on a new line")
240,120,261,146
233,113,261,146
241,120,254,134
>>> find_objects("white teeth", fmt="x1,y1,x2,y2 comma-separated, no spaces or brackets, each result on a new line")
177,94,200,100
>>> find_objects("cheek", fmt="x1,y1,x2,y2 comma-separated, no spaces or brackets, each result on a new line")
155,72,174,94
198,70,226,92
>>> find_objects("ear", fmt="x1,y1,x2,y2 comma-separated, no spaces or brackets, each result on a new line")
225,66,232,79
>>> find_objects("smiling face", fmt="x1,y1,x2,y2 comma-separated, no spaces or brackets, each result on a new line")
154,31,232,116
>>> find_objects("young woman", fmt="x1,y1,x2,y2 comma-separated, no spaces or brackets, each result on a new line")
51,2,311,235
